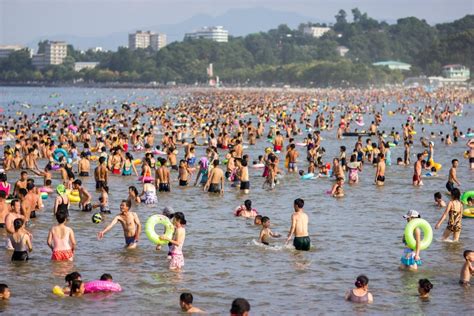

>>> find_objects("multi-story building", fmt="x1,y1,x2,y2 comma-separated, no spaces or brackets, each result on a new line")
150,33,167,50
184,26,228,42
74,62,99,72
442,64,470,81
372,60,411,71
0,45,28,59
129,31,166,50
303,26,331,38
31,41,68,68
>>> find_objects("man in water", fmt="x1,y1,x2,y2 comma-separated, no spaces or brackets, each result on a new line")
446,159,461,194
286,198,310,251
97,200,141,249
375,153,385,186
204,159,224,194
413,153,423,186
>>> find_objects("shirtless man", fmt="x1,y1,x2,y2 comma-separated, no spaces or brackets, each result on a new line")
413,153,423,186
332,158,345,181
110,149,123,175
273,131,284,152
78,152,90,176
286,198,310,251
18,188,34,224
24,182,43,218
73,179,92,212
13,171,28,197
375,153,386,186
204,160,224,194
233,140,243,159
286,144,299,173
97,200,141,249
156,158,171,192
94,157,108,190
239,160,250,194
446,159,461,194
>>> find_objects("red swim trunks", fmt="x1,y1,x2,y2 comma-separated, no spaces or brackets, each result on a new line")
274,145,282,152
51,250,74,261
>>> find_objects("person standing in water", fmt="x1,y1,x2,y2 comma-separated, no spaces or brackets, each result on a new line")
374,153,385,186
47,211,76,261
446,159,461,194
160,212,186,271
435,188,463,242
286,198,310,251
97,200,142,249
345,275,373,303
400,210,423,270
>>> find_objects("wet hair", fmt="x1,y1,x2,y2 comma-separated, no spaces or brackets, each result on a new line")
69,280,83,296
18,188,28,197
451,188,461,200
56,210,68,224
99,156,106,164
122,199,132,209
355,275,369,288
434,192,442,200
0,284,8,294
463,250,473,259
65,272,82,284
418,279,433,293
129,186,139,196
294,198,304,209
100,273,113,281
452,159,458,164
45,179,52,186
26,182,35,191
0,173,7,182
261,216,270,224
230,298,250,315
173,212,187,225
73,179,82,186
13,218,24,231
0,191,6,199
180,292,193,304
244,200,252,210
254,215,262,222
10,199,20,208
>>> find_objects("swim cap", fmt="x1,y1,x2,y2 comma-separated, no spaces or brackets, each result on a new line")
56,184,66,194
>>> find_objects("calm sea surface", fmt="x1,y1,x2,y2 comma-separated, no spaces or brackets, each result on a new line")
0,86,473,315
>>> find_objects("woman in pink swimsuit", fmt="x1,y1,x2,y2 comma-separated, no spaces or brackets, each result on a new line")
47,210,76,261
0,173,11,197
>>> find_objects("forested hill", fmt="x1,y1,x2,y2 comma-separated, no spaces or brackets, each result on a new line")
1,9,472,86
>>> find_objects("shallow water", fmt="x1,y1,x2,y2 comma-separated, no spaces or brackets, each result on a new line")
0,86,473,315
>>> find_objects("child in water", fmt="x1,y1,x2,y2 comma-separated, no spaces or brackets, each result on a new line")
259,216,281,245
434,192,446,207
254,215,262,226
330,177,345,197
161,212,186,271
69,280,84,297
0,284,10,300
418,279,433,299
93,183,110,213
63,272,82,295
459,250,474,286
179,293,204,313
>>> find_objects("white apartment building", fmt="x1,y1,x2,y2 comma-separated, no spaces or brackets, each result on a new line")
0,45,28,58
74,62,99,72
129,31,166,50
303,26,331,38
31,41,68,68
185,26,229,43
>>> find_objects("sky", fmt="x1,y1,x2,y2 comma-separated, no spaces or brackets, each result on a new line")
1,0,473,45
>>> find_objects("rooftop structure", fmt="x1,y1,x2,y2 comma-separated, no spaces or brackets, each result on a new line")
442,64,470,81
185,26,228,43
302,26,331,38
372,60,411,71
0,45,28,59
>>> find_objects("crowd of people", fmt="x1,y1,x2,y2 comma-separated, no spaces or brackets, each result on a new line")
0,87,473,312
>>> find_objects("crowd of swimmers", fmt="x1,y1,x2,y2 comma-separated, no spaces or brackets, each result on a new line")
0,87,473,312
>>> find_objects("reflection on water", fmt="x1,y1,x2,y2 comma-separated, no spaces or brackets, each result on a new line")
0,87,473,314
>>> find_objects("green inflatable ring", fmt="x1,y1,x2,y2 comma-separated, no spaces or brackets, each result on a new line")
145,215,175,245
404,218,433,251
461,191,474,204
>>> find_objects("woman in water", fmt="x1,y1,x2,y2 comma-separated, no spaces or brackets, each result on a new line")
435,188,463,241
9,218,32,261
140,179,158,205
122,152,138,177
400,210,423,270
161,212,186,271
47,210,76,261
127,186,141,207
345,275,373,303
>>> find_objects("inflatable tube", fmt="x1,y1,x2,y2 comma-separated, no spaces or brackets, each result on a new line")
428,159,442,171
84,280,122,294
251,163,265,169
40,192,48,200
466,133,474,137
133,159,142,166
40,187,53,193
295,142,307,147
301,173,316,180
404,218,433,251
67,190,81,203
355,121,365,127
461,191,474,204
52,285,65,297
53,148,68,162
145,214,175,245
409,131,417,135
152,150,166,155
462,208,474,218
90,155,99,161
139,176,155,182
51,164,60,171
388,142,396,148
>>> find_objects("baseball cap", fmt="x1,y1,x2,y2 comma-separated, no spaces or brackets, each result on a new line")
56,184,66,194
403,210,420,219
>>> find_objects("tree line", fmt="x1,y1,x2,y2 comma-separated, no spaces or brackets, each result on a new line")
0,9,472,86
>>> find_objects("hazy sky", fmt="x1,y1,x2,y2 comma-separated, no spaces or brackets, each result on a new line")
1,0,473,45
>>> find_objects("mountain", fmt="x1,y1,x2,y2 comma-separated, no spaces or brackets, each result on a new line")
27,7,324,51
